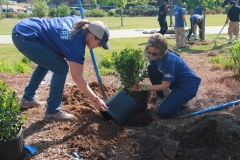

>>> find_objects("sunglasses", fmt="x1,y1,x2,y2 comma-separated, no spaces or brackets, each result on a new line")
147,50,158,57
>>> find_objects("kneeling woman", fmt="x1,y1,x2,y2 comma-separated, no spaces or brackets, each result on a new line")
130,33,201,118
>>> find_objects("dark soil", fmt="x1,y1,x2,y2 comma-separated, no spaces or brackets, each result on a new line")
1,53,240,160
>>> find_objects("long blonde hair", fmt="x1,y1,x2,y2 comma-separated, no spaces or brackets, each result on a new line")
144,33,168,58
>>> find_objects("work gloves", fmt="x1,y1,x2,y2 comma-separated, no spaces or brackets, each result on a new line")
128,84,147,91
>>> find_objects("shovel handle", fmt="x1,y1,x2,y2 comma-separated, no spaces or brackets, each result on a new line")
77,0,107,101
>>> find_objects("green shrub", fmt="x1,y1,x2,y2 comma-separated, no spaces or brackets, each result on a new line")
57,3,70,17
112,48,148,89
108,10,116,16
229,42,240,74
21,56,31,65
17,13,28,19
49,8,57,17
0,81,27,141
84,9,107,17
70,9,77,16
99,54,114,69
33,0,49,17
0,60,32,73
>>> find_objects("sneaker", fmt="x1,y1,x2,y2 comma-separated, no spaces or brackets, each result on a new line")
228,40,233,44
20,99,46,109
43,110,75,122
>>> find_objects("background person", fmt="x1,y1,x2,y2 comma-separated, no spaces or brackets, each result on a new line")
225,0,240,44
12,16,109,122
191,6,203,15
158,0,169,35
191,6,204,34
187,14,204,40
129,33,201,118
174,2,187,48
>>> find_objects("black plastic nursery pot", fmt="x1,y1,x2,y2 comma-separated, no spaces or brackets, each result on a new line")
101,90,138,126
0,127,25,160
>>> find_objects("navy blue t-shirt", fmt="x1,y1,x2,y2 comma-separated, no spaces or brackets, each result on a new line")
227,6,240,22
13,15,86,64
193,7,203,15
174,7,184,27
150,50,201,95
190,14,203,25
158,4,167,21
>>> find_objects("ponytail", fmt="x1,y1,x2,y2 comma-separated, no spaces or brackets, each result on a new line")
71,19,90,39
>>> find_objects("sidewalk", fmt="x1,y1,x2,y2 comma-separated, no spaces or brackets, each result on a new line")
0,26,228,44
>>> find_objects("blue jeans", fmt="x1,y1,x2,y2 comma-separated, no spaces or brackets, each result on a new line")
148,64,195,118
12,30,69,114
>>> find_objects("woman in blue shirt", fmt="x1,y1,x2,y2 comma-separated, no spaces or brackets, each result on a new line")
12,16,109,122
130,33,201,118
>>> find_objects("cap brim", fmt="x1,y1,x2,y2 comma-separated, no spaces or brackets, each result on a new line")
101,40,110,50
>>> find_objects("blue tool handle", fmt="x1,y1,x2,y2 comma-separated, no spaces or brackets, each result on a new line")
181,100,240,119
77,0,107,101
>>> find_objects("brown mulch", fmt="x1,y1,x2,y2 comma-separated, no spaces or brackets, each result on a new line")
1,52,240,160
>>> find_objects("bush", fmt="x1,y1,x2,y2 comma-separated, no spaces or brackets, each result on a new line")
56,3,70,17
0,60,32,73
229,42,240,75
108,10,117,16
49,8,57,17
84,9,107,17
17,13,28,19
33,0,49,17
0,81,27,141
99,54,114,69
112,48,148,89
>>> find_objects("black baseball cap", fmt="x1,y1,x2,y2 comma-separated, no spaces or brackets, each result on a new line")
164,0,170,2
229,0,236,5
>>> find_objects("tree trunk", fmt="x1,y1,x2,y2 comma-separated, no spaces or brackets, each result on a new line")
202,11,206,40
169,0,174,27
121,6,123,26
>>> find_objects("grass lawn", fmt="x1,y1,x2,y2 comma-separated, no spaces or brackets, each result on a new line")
0,34,229,63
0,14,228,35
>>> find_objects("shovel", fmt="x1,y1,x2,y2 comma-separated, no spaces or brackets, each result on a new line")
77,0,138,126
212,23,227,43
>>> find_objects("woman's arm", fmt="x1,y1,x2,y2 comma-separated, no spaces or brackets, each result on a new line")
146,81,171,91
68,61,108,111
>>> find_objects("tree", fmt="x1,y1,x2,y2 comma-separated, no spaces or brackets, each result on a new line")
33,0,49,17
182,0,223,40
97,0,139,26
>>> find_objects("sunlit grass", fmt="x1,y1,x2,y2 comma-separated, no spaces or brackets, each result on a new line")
0,34,230,74
0,14,228,35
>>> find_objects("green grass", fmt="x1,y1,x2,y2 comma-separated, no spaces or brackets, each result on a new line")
0,34,231,74
0,34,230,60
0,14,228,35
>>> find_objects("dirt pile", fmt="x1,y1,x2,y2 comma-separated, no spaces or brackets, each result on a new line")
1,53,240,160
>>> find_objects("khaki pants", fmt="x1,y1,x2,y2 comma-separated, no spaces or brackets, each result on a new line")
228,21,239,39
175,27,185,47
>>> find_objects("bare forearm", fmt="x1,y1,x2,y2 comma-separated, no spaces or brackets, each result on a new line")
74,77,97,101
146,81,170,91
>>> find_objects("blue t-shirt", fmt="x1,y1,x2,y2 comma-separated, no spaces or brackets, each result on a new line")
193,7,203,15
190,14,203,25
150,50,201,95
13,15,86,64
174,7,184,27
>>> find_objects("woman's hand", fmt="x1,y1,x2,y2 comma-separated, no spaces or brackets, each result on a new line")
93,97,108,112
